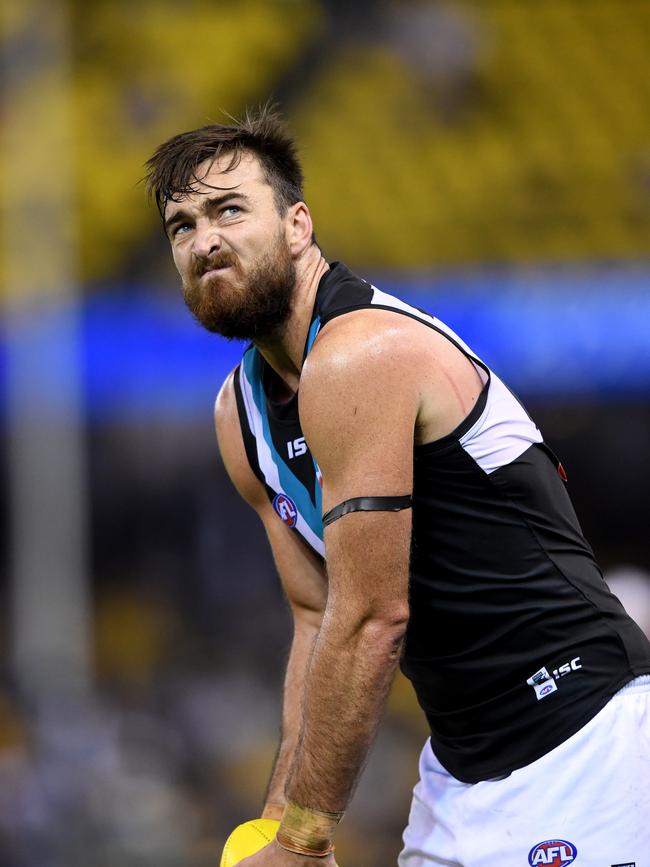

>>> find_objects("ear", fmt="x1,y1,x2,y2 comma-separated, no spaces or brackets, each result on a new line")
286,201,313,256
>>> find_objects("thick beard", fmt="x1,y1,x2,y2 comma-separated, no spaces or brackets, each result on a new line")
182,235,296,341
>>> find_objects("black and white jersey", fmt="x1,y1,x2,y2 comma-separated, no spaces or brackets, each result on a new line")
233,262,650,783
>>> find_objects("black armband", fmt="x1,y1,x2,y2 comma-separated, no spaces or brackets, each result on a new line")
322,495,412,527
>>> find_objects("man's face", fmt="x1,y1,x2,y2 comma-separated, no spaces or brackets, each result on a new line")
164,152,296,341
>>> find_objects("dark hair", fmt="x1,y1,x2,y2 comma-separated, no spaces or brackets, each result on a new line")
144,105,305,218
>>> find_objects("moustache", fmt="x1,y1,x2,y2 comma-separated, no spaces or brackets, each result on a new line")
191,251,238,280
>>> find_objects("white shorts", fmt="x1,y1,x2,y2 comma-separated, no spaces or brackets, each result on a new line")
399,675,650,867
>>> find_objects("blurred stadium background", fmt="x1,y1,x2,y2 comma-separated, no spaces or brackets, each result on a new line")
1,0,650,864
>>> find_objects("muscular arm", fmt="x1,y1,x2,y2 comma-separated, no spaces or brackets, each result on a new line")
214,371,328,818
262,526,326,816
283,316,420,812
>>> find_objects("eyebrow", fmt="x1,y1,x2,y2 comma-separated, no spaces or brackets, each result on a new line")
164,192,250,236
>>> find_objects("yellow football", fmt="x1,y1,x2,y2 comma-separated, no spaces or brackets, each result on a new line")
220,819,280,867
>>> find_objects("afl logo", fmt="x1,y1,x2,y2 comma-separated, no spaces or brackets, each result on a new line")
529,840,577,866
539,684,555,697
273,493,298,528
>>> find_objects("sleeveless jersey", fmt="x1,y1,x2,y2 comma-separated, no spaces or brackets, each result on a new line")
233,261,650,783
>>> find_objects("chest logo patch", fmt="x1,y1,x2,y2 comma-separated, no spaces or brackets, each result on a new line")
529,840,577,866
273,493,298,528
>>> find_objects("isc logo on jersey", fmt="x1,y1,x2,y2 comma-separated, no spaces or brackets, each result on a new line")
528,840,577,866
273,493,298,528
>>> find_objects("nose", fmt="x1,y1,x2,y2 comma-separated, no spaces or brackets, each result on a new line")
192,220,222,259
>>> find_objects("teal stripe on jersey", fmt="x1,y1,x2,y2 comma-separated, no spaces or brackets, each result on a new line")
304,315,321,357
242,347,323,541
300,314,324,533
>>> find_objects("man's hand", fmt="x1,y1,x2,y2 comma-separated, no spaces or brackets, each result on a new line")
237,838,337,867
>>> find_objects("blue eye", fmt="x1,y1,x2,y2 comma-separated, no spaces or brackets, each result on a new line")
223,206,241,217
173,222,193,236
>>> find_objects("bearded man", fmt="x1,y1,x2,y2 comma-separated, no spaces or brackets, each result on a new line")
145,107,650,867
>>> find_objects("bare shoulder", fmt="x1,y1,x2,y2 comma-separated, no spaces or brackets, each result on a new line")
300,307,484,448
214,368,238,435
298,310,422,498
213,368,266,510
214,368,247,462
300,308,424,403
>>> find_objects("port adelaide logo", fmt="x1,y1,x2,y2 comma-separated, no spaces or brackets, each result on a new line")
528,840,577,866
273,493,298,527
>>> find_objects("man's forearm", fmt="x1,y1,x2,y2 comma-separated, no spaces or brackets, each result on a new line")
285,611,406,812
264,615,319,814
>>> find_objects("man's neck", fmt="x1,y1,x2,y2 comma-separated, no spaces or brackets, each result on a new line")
254,248,329,392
